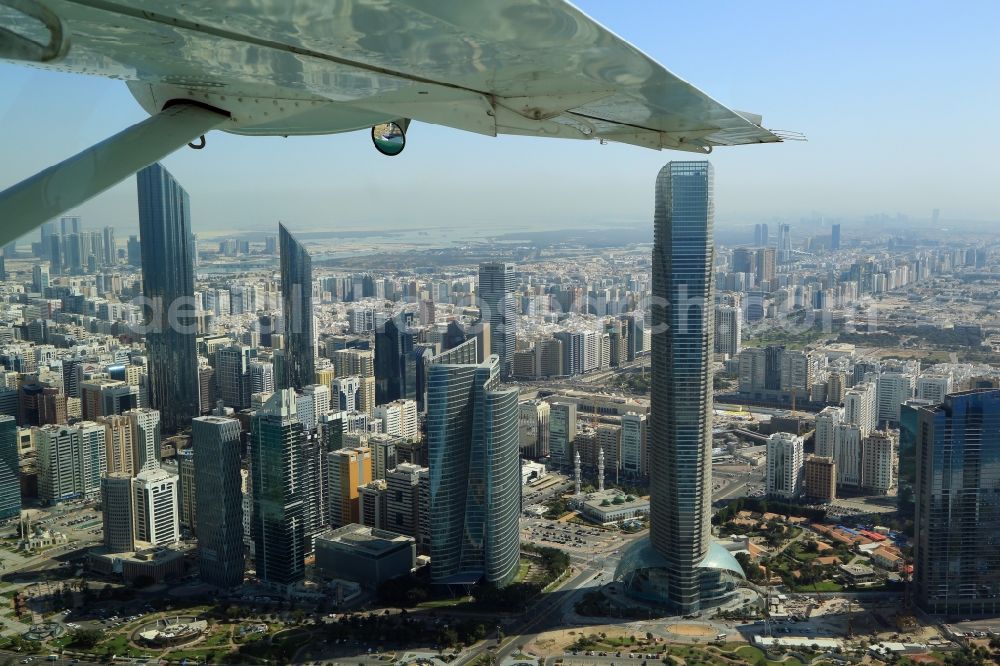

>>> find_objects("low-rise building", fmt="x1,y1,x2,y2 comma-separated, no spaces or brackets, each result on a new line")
839,563,878,586
314,523,416,588
872,545,904,571
577,490,649,525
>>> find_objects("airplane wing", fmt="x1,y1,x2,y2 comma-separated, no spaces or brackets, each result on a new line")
0,0,784,242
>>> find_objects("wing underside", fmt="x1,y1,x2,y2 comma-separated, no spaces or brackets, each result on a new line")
3,0,781,152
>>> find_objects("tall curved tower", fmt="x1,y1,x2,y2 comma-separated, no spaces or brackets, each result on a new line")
649,161,716,613
137,162,199,433
279,223,315,390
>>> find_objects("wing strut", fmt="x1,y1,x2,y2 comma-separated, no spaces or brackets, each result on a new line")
0,102,229,245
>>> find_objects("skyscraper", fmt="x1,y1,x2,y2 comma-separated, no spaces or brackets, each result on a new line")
0,416,19,520
279,223,315,390
127,407,161,473
126,235,141,267
133,468,180,546
102,225,116,265
426,355,520,586
193,416,245,588
915,389,1000,614
830,223,841,251
216,344,256,410
327,446,372,528
753,222,769,247
766,432,804,499
137,163,199,433
375,314,416,405
713,304,742,357
548,402,577,468
777,223,792,263
60,215,80,236
620,412,648,479
32,264,49,293
101,473,134,553
641,161,742,613
250,389,305,588
478,261,516,379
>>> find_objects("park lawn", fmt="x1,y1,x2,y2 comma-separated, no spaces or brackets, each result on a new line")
97,633,148,659
806,580,844,592
513,559,532,583
236,627,311,663
168,646,232,662
201,627,232,648
732,645,805,666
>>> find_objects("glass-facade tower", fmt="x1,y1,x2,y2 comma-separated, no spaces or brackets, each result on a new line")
647,161,735,613
375,314,419,405
194,416,245,588
426,355,520,586
0,415,19,520
478,262,516,379
250,389,305,588
137,163,199,433
279,224,315,390
915,389,1000,615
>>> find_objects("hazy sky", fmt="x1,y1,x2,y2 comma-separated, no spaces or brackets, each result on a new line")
1,1,999,238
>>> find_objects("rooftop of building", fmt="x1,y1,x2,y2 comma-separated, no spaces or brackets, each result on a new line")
316,523,415,556
581,489,649,512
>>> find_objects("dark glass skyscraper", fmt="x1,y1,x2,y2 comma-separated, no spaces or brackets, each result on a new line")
426,355,520,586
478,261,516,379
279,223,315,390
250,389,305,588
0,415,20,520
643,161,742,613
915,389,1000,615
137,163,199,433
375,314,416,405
193,416,245,588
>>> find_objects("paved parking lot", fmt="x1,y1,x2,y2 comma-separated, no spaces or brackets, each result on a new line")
520,517,631,558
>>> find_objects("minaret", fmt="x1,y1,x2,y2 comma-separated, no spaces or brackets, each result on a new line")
574,449,582,495
597,447,605,492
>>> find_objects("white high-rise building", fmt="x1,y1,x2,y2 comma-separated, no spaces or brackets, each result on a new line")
844,382,877,436
585,329,601,373
766,432,804,499
127,407,161,472
518,400,550,460
620,412,647,478
814,406,842,458
35,425,80,502
331,376,361,412
713,305,742,357
373,399,419,441
834,423,863,487
77,421,108,498
876,371,915,425
296,383,331,431
861,430,897,494
132,468,180,546
249,361,274,394
917,374,953,404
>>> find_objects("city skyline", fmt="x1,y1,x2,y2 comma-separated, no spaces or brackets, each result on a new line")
2,2,1000,658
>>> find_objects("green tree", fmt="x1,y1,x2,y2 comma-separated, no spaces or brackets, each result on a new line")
70,628,103,649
